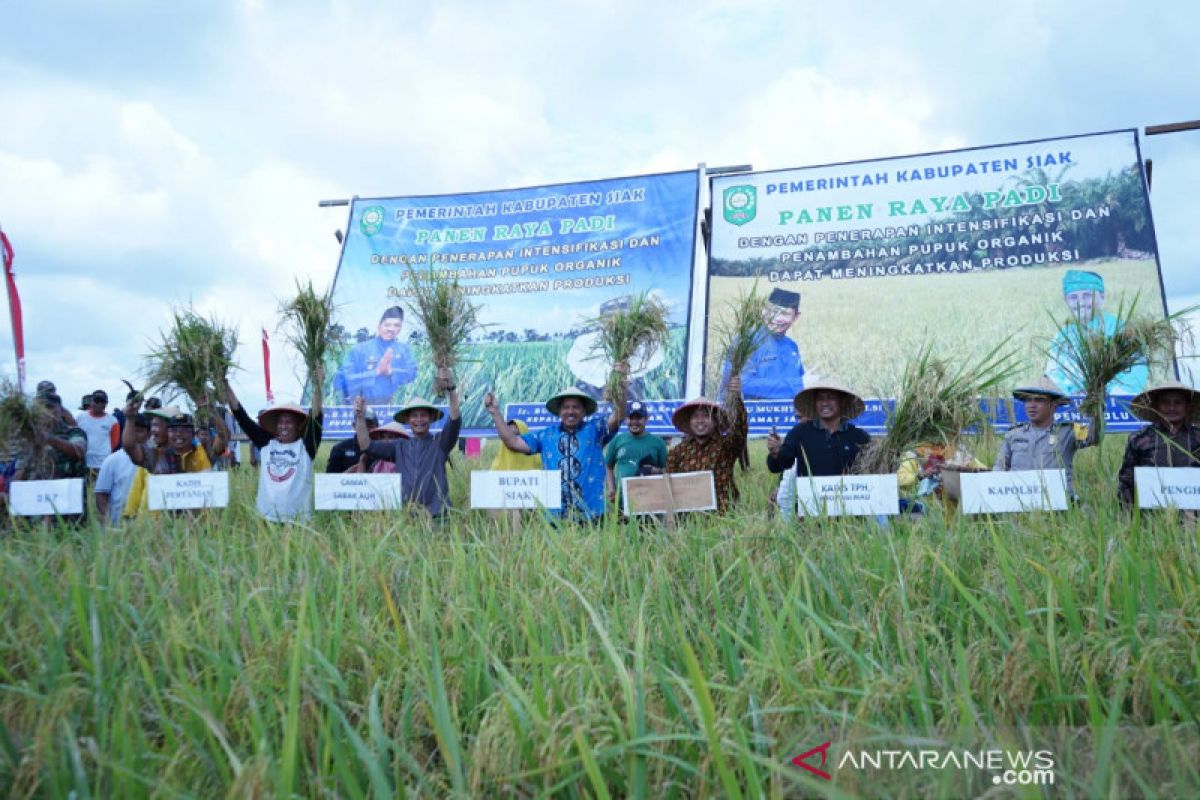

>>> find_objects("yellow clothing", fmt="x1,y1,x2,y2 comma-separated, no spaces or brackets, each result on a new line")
897,443,984,493
490,420,543,470
123,447,213,517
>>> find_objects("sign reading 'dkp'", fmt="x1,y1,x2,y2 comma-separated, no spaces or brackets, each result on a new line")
471,471,561,509
795,474,898,517
314,473,404,511
148,473,230,511
959,469,1068,514
1134,467,1200,510
9,479,85,516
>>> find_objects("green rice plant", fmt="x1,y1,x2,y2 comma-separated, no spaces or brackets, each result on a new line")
279,279,336,385
144,307,239,412
1046,294,1192,437
2,437,1199,797
855,339,1022,474
715,280,770,398
403,270,483,398
580,292,672,402
0,380,52,454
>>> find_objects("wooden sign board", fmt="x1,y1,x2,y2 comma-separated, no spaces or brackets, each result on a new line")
959,469,1068,514
314,473,404,511
622,471,716,516
9,479,85,516
470,471,561,509
148,472,230,511
1134,467,1200,510
794,474,899,517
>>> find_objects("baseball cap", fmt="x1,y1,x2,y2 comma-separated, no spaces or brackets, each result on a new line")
627,400,649,418
35,380,56,397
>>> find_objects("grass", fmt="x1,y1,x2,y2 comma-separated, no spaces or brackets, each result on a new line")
704,258,1170,396
1,436,1198,797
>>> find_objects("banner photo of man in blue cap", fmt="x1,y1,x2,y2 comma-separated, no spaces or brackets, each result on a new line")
720,287,806,400
1045,269,1149,395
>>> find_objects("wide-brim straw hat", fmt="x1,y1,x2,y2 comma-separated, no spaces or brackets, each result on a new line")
1130,380,1200,422
258,403,309,436
545,387,597,417
393,397,444,424
671,397,722,433
370,421,410,439
793,380,866,420
1012,376,1070,406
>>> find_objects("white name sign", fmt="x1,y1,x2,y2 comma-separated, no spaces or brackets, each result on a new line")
960,469,1068,514
471,471,561,509
314,473,404,511
9,479,85,516
148,472,230,511
795,474,899,517
1134,467,1200,510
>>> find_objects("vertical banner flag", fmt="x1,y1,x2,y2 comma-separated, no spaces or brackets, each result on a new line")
323,171,701,436
705,130,1167,433
261,327,274,403
0,227,25,391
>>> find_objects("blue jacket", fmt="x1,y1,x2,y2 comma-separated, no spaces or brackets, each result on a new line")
335,338,418,403
723,330,805,400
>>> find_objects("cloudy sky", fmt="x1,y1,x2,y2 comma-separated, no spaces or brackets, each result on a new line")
2,0,1198,407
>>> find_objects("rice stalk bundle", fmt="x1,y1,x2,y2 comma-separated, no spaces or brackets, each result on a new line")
854,340,1022,474
145,308,239,414
716,281,770,395
404,270,482,397
582,292,672,402
0,380,53,455
280,279,336,383
1048,295,1189,431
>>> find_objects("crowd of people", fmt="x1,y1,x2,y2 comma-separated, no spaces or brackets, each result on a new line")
4,357,1199,526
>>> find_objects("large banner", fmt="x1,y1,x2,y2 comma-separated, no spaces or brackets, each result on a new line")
322,171,700,436
707,130,1169,433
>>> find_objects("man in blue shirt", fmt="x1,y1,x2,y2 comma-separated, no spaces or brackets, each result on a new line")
1045,269,1148,396
485,380,626,522
722,288,805,400
335,306,419,403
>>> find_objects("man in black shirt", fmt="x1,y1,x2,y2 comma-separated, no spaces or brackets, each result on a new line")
767,380,870,477
326,409,378,473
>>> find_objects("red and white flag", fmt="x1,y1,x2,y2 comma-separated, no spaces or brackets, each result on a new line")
261,327,275,403
0,227,25,391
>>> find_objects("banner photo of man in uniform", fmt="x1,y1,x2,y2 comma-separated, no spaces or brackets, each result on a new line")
705,130,1170,433
324,170,700,435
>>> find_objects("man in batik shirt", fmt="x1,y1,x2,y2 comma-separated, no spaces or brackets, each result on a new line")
666,375,747,512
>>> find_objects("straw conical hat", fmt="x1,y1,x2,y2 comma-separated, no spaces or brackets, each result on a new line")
258,403,309,435
1130,380,1200,422
1012,376,1070,406
393,397,444,424
370,421,410,439
545,387,597,417
792,380,866,420
671,397,721,432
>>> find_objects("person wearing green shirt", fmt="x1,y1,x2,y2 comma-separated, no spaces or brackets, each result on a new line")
604,401,667,508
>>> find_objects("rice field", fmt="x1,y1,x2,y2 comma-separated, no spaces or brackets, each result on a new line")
704,258,1170,396
1,435,1198,798
337,327,689,429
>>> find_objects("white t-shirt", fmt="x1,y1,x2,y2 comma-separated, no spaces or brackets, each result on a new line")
95,449,137,523
256,438,314,522
76,412,118,469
